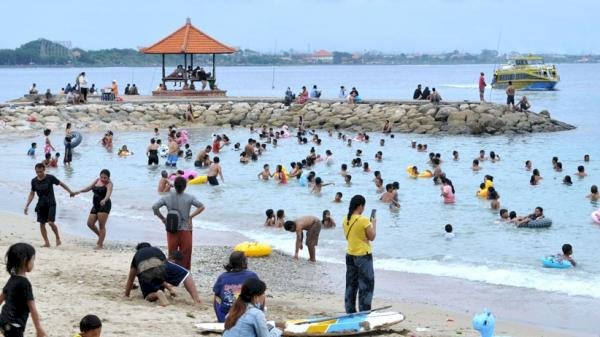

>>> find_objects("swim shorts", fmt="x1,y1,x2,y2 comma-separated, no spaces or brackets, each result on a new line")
305,221,322,247
507,95,515,105
90,199,112,214
35,204,56,224
148,154,159,165
207,176,219,186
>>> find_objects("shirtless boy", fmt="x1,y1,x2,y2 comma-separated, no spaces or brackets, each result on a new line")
284,216,322,262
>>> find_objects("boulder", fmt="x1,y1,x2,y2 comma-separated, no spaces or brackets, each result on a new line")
435,106,458,121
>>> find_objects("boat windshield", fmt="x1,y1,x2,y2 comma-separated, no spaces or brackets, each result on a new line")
515,58,544,66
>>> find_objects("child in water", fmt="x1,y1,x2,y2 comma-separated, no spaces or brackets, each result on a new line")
275,209,285,227
264,209,276,227
321,210,336,228
556,243,577,267
258,164,272,180
333,192,343,203
184,144,192,160
118,145,132,157
444,224,455,240
75,314,102,337
42,153,52,167
50,152,60,167
0,243,46,337
27,143,36,156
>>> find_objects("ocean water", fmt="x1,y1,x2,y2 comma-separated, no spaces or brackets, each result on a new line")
1,64,599,300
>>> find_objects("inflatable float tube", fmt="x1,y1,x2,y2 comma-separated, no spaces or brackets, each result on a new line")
476,188,488,198
542,256,572,269
159,145,169,158
65,131,82,148
406,166,418,178
418,170,433,178
521,218,552,228
591,210,600,224
234,242,272,257
118,151,131,157
188,175,207,185
169,169,197,181
281,125,290,138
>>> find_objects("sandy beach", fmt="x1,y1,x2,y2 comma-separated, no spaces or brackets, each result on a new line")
0,210,586,337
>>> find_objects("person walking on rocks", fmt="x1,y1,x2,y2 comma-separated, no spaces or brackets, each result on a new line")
152,177,205,269
506,81,516,111
24,163,75,247
478,72,487,102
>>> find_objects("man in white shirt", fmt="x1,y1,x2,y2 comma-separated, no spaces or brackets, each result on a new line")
78,72,89,102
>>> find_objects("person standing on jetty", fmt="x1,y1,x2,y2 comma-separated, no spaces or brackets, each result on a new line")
343,195,376,313
506,81,516,110
72,169,113,250
78,72,89,102
284,216,322,262
478,72,487,102
24,163,75,247
152,177,205,269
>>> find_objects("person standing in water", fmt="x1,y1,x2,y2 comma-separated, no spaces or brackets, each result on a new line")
24,163,75,247
343,195,376,313
206,157,224,186
73,169,113,249
157,170,172,193
43,129,55,155
146,138,160,166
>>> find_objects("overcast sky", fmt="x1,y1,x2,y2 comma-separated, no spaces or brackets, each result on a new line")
1,0,598,54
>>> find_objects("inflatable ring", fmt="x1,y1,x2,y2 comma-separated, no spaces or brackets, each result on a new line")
542,256,572,269
477,188,488,198
521,218,552,228
169,169,198,181
418,170,433,178
188,175,208,185
65,131,82,148
234,242,272,257
118,151,131,157
591,210,600,224
159,145,169,158
406,166,418,178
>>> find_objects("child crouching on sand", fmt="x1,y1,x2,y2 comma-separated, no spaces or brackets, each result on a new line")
0,243,46,337
74,314,102,337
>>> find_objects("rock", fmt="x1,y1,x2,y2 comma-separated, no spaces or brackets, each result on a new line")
44,116,61,123
435,106,458,121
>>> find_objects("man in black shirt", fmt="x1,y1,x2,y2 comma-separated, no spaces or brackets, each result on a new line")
413,84,423,99
24,163,75,247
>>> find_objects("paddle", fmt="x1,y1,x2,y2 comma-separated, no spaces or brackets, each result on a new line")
293,305,393,325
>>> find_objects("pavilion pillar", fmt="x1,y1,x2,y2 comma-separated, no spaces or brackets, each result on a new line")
184,53,188,86
212,53,216,80
161,54,165,87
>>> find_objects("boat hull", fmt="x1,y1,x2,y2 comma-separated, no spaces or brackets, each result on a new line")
492,80,558,91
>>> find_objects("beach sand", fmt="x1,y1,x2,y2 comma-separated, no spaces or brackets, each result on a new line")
0,211,583,337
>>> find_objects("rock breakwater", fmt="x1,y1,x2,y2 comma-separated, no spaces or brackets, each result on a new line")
0,99,574,135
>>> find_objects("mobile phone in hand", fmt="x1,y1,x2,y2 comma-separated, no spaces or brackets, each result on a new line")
370,209,376,220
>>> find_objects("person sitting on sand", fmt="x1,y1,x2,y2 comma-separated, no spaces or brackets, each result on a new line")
75,314,102,337
206,157,224,186
587,185,600,201
322,210,336,228
124,242,202,306
554,243,577,267
222,278,285,337
213,251,260,323
264,209,276,227
284,216,322,262
516,206,544,227
576,165,587,178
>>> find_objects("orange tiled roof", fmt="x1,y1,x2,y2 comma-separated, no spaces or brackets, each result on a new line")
314,50,333,57
142,19,236,54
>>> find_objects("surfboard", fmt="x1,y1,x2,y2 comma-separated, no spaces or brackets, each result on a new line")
196,311,404,336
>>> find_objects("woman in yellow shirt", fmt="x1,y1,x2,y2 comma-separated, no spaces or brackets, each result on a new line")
342,195,376,313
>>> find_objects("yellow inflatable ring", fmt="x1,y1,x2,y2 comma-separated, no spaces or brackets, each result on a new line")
477,188,488,198
188,175,208,185
234,242,273,257
418,170,433,178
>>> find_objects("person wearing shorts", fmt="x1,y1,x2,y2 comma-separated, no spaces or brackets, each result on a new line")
24,163,74,247
206,157,224,186
124,243,201,305
283,216,322,262
506,81,516,110
73,169,113,249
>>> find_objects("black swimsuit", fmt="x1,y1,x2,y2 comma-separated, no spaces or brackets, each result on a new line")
148,149,159,165
90,184,111,214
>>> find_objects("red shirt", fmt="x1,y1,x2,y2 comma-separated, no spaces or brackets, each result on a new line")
212,140,220,153
479,76,487,90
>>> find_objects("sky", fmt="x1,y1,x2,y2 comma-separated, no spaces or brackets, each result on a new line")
1,0,598,54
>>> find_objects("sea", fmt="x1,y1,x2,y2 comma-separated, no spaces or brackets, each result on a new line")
0,64,599,302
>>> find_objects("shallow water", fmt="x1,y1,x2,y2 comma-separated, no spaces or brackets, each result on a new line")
1,126,599,299
1,63,600,300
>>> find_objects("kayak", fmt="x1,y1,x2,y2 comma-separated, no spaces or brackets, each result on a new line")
196,311,404,336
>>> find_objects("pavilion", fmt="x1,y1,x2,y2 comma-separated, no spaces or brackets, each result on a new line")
141,18,236,96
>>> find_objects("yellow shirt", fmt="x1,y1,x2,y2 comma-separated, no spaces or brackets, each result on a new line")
343,214,372,256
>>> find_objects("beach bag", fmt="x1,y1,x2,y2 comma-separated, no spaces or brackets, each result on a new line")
165,194,180,233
